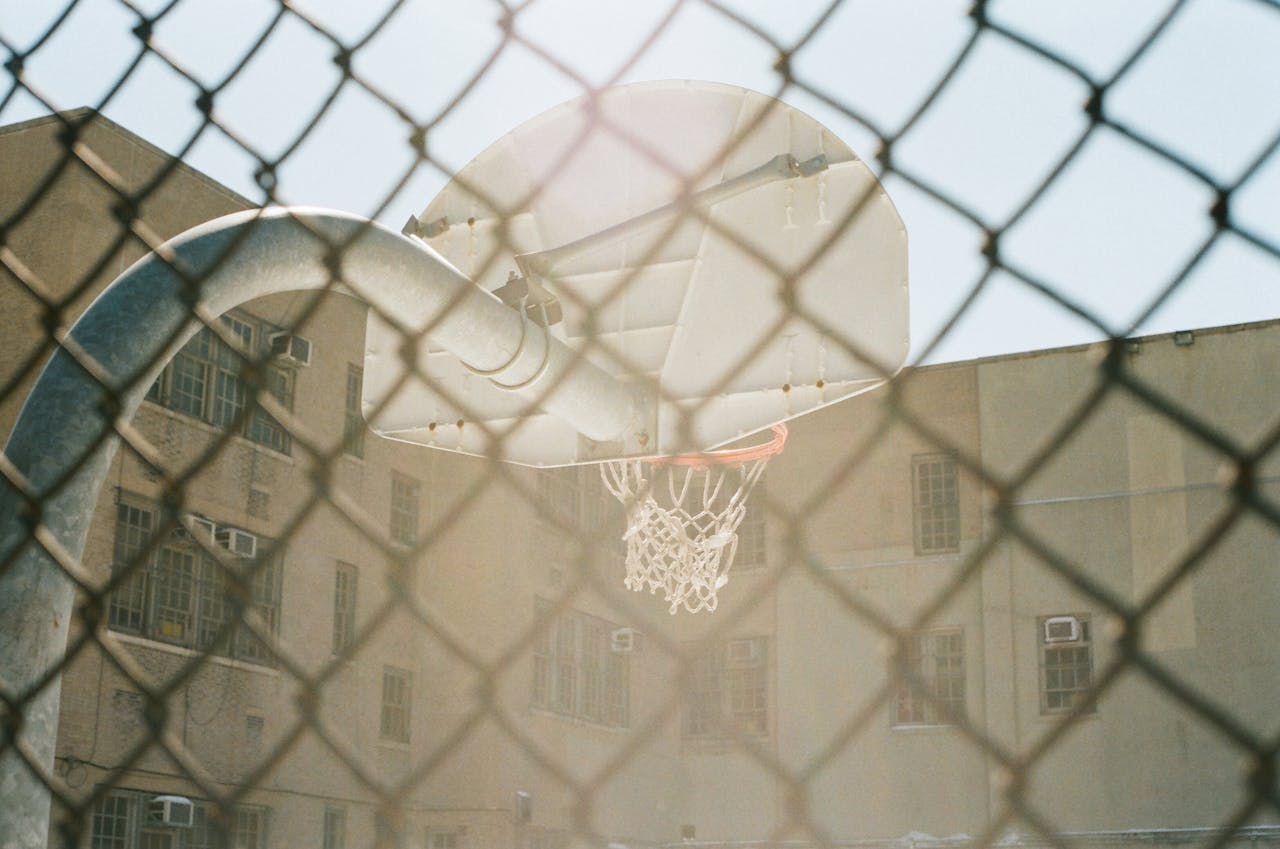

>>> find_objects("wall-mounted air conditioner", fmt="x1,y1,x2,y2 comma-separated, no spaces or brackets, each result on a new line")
610,627,643,654
727,637,761,666
171,516,217,547
269,332,313,367
1043,616,1081,643
215,527,258,559
148,795,194,828
191,516,217,541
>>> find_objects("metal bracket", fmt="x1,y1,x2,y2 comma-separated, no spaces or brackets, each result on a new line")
493,272,562,327
514,152,829,281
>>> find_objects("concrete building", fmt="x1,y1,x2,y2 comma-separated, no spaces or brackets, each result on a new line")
2,111,1278,849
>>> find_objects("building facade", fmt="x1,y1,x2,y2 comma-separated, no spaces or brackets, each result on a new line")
2,111,1278,849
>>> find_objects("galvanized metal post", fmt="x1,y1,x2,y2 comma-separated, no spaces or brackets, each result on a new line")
0,207,642,847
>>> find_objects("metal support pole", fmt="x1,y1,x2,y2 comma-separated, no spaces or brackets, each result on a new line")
0,207,643,846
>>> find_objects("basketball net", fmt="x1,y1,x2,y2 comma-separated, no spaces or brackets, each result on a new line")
600,425,787,614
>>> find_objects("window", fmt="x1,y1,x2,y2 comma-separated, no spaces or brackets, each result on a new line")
537,466,625,531
531,601,629,728
683,636,769,738
390,473,420,546
893,629,965,726
536,467,626,562
734,478,767,570
537,467,582,523
381,665,412,742
245,714,264,753
912,454,960,553
147,313,294,455
426,831,459,849
91,793,130,849
343,365,365,458
1040,615,1094,713
235,807,268,849
333,563,358,654
91,791,269,849
323,808,346,849
528,829,570,849
108,497,283,666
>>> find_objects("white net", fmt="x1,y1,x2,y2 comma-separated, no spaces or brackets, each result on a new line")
601,452,774,614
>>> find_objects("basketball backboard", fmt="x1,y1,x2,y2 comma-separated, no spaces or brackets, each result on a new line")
364,80,908,466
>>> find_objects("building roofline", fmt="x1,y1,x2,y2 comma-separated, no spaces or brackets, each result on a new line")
0,107,256,210
915,316,1280,374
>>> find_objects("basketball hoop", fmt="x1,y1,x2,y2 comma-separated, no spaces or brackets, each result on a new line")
600,425,787,614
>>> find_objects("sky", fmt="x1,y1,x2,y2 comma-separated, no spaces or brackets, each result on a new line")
1,0,1278,366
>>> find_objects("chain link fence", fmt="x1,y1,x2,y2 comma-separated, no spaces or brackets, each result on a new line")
3,2,1280,849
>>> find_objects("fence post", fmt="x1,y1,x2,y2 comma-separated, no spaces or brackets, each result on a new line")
0,207,640,847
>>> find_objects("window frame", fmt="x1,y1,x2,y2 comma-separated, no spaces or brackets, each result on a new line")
234,806,269,849
531,601,629,728
682,636,770,740
389,473,421,547
892,628,966,727
1039,614,1095,715
90,790,269,849
380,665,412,743
426,830,460,849
323,807,347,849
343,364,365,458
332,562,358,655
107,495,283,666
146,312,295,455
912,453,961,554
733,477,768,571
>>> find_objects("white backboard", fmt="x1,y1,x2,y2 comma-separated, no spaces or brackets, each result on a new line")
364,80,908,466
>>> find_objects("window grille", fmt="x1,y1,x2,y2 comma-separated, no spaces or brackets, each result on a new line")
893,629,966,726
332,562,358,655
344,365,365,458
912,454,960,554
89,791,269,849
380,666,412,743
1040,616,1095,714
108,497,282,665
323,808,347,849
531,601,629,728
390,473,421,547
733,479,768,570
684,636,769,739
426,830,459,849
147,313,293,455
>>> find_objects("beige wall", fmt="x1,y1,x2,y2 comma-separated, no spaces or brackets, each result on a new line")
975,331,1280,833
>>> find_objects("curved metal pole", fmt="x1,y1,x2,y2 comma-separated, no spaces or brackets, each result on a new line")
0,207,642,846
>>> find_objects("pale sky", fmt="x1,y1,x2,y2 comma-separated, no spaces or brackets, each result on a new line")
3,0,1278,365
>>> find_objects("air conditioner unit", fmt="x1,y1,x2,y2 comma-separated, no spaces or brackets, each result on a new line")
610,627,643,654
727,637,762,666
148,795,194,828
215,527,258,559
1043,616,1081,644
191,516,217,541
171,516,217,547
269,332,312,367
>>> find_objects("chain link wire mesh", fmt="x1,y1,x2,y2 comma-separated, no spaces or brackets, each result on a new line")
2,1,1280,849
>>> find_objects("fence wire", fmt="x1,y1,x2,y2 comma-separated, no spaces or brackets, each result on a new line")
3,2,1280,849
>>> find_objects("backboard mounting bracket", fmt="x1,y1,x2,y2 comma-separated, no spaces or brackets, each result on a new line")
515,152,829,282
